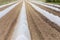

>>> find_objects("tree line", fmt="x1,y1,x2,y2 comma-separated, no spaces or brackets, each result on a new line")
46,0,60,2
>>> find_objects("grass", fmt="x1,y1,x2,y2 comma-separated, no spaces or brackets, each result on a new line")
47,2,60,5
50,2,60,5
0,2,9,5
0,0,16,5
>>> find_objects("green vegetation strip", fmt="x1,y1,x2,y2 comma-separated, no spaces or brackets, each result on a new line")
47,2,60,5
0,0,16,5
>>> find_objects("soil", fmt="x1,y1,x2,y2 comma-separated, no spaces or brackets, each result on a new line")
26,2,60,40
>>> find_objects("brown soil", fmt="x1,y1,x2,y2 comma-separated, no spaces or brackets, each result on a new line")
0,2,17,11
0,2,22,40
26,2,60,40
32,2,60,17
44,3,60,9
28,3,60,32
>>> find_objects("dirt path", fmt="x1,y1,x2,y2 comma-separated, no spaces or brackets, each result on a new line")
26,2,60,40
32,2,60,17
0,2,22,40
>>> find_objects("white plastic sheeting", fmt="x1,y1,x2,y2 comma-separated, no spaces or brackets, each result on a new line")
44,3,60,8
0,1,17,8
0,2,20,18
28,2,60,26
11,2,31,40
31,1,60,12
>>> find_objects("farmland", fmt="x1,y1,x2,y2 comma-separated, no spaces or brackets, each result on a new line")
0,0,16,5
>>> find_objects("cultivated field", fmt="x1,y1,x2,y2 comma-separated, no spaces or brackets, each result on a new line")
0,0,16,5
